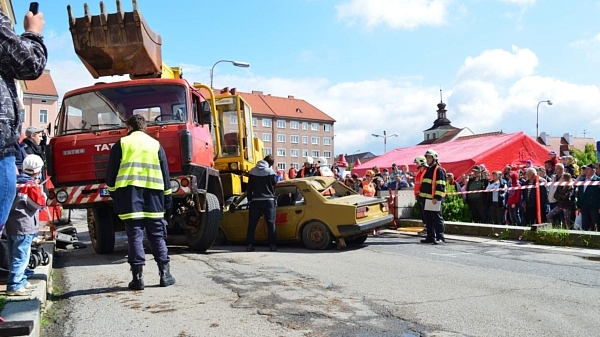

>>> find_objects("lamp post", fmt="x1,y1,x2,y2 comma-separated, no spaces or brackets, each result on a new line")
210,60,250,89
536,100,553,139
371,131,398,154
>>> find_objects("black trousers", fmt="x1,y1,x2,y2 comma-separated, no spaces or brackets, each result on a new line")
125,218,169,266
423,203,444,241
246,199,276,245
580,208,599,231
468,199,487,223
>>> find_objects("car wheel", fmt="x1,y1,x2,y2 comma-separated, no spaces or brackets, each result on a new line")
347,234,368,245
302,221,332,250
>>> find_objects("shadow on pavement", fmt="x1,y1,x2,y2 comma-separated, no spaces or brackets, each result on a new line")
55,286,130,300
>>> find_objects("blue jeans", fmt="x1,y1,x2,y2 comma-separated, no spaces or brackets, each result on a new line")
7,234,35,292
0,155,16,226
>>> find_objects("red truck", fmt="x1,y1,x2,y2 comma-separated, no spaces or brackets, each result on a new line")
46,1,224,254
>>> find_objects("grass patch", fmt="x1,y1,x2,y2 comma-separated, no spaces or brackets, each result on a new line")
0,296,7,313
523,228,573,246
492,228,511,240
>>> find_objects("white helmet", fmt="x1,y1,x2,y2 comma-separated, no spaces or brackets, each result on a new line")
23,154,44,175
316,157,327,166
304,156,314,165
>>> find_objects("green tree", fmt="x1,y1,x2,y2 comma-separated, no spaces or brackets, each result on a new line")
570,143,597,166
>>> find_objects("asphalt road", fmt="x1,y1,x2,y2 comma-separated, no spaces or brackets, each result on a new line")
43,211,600,337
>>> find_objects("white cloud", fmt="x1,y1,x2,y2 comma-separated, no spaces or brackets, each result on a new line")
336,0,449,29
499,0,536,5
457,45,538,81
570,32,600,47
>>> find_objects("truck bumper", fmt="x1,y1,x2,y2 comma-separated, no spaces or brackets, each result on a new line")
47,175,198,207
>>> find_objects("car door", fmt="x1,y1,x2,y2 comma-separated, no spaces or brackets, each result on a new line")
274,185,307,239
223,195,266,242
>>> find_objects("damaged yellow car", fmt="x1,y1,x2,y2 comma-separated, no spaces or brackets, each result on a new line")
217,177,393,250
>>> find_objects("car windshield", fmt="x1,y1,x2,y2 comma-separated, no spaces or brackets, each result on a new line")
311,180,356,198
59,84,188,135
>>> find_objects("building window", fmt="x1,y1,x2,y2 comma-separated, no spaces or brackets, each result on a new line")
312,137,320,145
277,134,286,143
324,151,331,158
302,149,308,157
290,121,299,129
312,150,319,157
433,133,437,139
324,124,331,132
426,134,430,140
311,123,319,131
291,149,299,157
291,163,300,170
39,109,48,123
290,135,299,143
263,119,272,127
324,137,331,146
263,133,272,142
252,117,257,127
265,148,272,155
230,115,238,124
277,120,286,128
302,122,308,130
277,148,286,157
302,136,308,144
277,163,286,170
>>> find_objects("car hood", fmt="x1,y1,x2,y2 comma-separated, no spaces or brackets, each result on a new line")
326,195,387,206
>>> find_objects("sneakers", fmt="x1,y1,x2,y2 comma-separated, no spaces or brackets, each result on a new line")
269,244,277,252
433,238,446,245
6,288,32,296
246,244,255,252
25,282,37,290
418,229,427,237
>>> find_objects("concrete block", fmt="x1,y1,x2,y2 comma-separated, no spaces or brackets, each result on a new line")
1,300,40,337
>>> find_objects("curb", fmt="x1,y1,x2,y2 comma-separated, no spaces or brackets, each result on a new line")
1,241,54,337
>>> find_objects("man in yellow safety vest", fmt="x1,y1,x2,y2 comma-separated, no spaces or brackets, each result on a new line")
106,115,175,290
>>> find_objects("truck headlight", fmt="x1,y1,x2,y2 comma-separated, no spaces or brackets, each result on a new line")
170,180,180,193
56,190,68,203
229,162,239,170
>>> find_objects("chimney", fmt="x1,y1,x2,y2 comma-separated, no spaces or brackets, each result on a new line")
563,132,572,145
539,131,549,145
288,95,294,99
252,90,263,95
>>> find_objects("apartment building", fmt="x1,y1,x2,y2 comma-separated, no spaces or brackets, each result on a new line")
22,69,59,134
237,91,336,172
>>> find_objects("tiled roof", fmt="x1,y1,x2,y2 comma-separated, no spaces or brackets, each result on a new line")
239,91,335,122
24,70,58,96
418,129,462,145
540,135,596,155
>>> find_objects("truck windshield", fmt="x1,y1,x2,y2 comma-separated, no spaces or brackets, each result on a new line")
59,84,188,135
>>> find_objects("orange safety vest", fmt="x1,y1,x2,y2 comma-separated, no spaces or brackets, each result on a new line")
414,170,426,196
361,180,376,197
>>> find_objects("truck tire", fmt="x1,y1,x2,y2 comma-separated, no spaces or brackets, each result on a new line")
186,193,221,252
88,207,116,254
302,221,332,250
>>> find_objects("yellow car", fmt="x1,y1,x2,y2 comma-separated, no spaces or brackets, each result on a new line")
217,177,393,249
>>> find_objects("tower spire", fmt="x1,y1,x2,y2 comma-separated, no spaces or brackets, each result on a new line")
440,86,443,103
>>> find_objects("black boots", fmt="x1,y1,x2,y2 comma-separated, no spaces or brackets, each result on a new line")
158,261,176,287
129,265,144,290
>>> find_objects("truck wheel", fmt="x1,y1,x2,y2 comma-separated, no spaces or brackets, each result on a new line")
347,234,368,245
88,207,116,254
302,221,332,250
213,228,228,246
186,193,221,252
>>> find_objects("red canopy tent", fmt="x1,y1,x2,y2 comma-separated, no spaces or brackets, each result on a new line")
353,132,551,179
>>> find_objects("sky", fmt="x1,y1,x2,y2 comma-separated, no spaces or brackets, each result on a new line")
17,0,600,156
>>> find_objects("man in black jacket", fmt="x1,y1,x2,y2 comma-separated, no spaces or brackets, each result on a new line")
246,154,278,252
0,7,47,228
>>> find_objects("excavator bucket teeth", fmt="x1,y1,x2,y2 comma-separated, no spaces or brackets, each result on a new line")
68,0,162,78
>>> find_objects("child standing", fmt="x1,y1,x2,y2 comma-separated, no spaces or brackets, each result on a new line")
5,155,46,296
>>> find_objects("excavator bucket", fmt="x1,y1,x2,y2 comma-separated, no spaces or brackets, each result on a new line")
68,0,162,78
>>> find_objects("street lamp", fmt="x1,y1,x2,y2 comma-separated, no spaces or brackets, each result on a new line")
371,131,398,154
536,100,553,139
210,60,250,89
